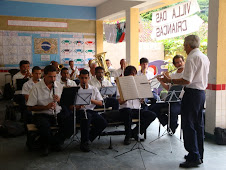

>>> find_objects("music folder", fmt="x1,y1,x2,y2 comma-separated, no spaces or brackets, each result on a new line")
16,78,29,90
60,87,80,107
100,86,117,96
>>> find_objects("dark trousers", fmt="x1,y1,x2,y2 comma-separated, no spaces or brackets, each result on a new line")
13,94,32,123
149,102,181,133
33,106,74,147
95,97,119,111
76,110,107,143
181,88,205,161
119,108,156,138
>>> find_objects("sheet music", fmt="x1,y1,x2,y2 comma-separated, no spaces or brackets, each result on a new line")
134,75,153,98
117,76,139,100
76,89,92,105
149,78,160,89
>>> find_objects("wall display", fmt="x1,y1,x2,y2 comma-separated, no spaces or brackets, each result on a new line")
0,30,95,69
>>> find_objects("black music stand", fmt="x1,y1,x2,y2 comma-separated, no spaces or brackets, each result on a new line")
114,100,156,169
100,86,117,112
60,87,80,144
149,85,183,153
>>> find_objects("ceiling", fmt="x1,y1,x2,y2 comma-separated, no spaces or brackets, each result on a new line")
7,0,109,7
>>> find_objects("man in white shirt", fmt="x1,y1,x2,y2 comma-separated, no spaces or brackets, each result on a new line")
160,35,210,168
68,60,79,80
60,68,77,87
114,59,127,78
74,69,107,152
27,65,74,156
89,62,97,80
149,55,185,134
118,66,156,145
89,66,119,110
13,60,32,89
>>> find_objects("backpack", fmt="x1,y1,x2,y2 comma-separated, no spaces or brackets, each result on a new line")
0,120,25,137
214,127,226,145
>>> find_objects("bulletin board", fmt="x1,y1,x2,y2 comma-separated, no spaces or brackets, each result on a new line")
0,30,95,69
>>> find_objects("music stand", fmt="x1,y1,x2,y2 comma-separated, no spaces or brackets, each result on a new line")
100,86,117,112
115,99,156,169
149,85,183,153
60,87,80,145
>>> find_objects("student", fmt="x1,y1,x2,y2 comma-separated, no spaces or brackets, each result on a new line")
106,59,114,69
74,69,107,152
89,66,119,111
52,61,61,82
118,66,156,145
137,57,154,81
114,59,126,78
27,65,74,156
60,68,77,87
22,66,42,102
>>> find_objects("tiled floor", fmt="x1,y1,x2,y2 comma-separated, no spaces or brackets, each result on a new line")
0,100,226,170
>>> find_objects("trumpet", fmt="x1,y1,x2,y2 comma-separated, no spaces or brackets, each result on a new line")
58,64,64,70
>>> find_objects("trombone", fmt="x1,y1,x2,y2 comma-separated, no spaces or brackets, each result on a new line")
58,64,64,70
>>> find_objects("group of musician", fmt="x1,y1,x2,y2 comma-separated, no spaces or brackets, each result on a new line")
12,35,209,168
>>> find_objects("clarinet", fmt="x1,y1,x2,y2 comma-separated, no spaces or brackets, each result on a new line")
82,83,88,119
52,82,58,125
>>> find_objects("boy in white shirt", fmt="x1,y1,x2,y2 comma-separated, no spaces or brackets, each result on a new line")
89,66,119,110
118,66,156,145
68,60,79,80
73,69,107,152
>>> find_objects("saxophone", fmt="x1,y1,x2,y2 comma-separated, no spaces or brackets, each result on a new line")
94,52,111,81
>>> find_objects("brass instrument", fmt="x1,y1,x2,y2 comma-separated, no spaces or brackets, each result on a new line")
58,64,64,70
93,52,111,81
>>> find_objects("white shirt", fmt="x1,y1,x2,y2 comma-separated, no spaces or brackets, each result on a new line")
79,84,103,110
114,68,124,77
137,70,154,81
68,67,79,80
108,66,114,69
183,48,210,90
27,80,63,115
170,70,184,79
13,71,27,88
119,99,141,110
22,79,41,95
89,77,112,90
56,73,61,82
60,79,77,87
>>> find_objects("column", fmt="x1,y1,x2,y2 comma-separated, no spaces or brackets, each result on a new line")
96,20,103,54
126,8,139,68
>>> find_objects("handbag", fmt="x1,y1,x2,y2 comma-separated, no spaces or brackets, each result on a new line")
214,127,226,145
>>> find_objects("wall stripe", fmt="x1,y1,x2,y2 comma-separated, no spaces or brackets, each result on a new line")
0,1,96,20
207,84,226,90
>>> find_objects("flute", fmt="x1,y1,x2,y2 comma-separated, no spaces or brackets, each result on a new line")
149,66,184,81
52,82,58,125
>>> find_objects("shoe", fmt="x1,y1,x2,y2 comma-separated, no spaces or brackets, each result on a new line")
42,147,49,157
80,142,90,152
184,155,203,163
124,137,131,145
52,144,63,152
179,160,202,168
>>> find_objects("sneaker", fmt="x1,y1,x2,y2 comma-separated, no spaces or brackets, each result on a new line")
80,142,90,152
179,160,202,168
